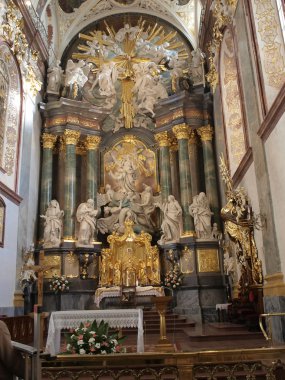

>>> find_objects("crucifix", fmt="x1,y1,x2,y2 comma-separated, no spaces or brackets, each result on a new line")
23,250,60,354
23,250,60,306
72,19,187,129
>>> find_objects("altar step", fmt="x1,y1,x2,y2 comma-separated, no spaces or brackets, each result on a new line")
110,310,195,335
184,322,266,348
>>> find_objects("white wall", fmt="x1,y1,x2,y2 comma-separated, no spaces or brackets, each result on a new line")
0,196,19,308
265,113,285,275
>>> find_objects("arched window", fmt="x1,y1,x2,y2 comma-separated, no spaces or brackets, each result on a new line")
0,197,5,247
0,59,9,167
220,29,247,175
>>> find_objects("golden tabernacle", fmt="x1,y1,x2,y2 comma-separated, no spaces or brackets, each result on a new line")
99,220,160,288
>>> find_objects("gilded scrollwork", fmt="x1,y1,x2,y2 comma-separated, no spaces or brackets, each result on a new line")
253,0,285,89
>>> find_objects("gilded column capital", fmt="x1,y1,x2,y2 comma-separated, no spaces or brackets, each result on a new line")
155,132,171,147
197,125,214,141
64,129,80,145
188,130,197,144
85,135,101,150
172,124,189,140
42,133,57,149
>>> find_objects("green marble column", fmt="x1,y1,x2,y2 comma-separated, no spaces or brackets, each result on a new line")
173,124,195,235
188,131,199,197
170,143,180,203
64,129,80,240
197,125,220,226
86,135,101,205
155,132,172,202
39,133,57,239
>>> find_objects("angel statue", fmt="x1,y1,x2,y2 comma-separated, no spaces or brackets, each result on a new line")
63,59,90,99
76,199,98,247
40,200,64,248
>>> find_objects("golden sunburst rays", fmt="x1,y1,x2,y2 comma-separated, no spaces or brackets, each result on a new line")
72,18,189,129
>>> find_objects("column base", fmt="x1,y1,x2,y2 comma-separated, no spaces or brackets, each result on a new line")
155,341,175,352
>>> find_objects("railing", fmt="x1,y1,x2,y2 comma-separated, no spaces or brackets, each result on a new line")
259,312,285,343
12,341,37,380
41,347,285,380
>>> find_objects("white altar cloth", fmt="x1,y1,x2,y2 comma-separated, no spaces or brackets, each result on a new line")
45,309,144,355
95,286,164,308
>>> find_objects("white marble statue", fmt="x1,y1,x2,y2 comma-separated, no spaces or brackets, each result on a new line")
76,199,98,247
155,195,182,245
47,60,64,93
189,192,213,239
90,61,118,95
189,48,205,84
65,59,90,88
115,23,139,42
40,200,64,248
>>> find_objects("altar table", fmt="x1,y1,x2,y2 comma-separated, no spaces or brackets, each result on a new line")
45,309,144,355
95,286,164,308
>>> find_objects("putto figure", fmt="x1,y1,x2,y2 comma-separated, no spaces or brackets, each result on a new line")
40,200,64,248
76,199,98,247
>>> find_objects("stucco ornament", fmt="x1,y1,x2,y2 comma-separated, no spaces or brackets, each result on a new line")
47,60,64,93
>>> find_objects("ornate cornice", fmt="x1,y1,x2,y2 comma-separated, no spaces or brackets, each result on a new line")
172,124,189,140
64,129,80,145
42,133,57,149
155,132,171,147
85,135,101,150
45,114,100,130
197,125,214,141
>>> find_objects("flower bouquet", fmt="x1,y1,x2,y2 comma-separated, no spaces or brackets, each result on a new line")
163,265,183,290
65,320,125,355
49,275,70,294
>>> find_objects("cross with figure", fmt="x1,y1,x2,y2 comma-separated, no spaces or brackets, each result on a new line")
23,250,60,306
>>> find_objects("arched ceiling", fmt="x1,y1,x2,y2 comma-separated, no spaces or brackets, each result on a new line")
30,0,203,62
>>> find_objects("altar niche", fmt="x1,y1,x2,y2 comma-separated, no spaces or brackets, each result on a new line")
99,219,160,288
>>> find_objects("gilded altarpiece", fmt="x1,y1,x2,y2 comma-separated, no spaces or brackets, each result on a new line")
220,29,246,175
0,43,21,190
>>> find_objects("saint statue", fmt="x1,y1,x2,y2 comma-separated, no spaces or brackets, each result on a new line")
76,199,98,247
47,60,64,93
40,200,64,248
189,192,213,239
155,195,182,245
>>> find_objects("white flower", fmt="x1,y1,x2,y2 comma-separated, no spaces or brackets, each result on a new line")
66,344,71,351
90,331,95,335
82,327,87,332
95,343,100,348
71,334,75,339
77,340,84,345
110,339,118,345
79,348,86,355
88,337,95,343
101,350,107,354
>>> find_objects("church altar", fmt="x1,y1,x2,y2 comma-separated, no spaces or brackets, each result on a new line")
95,286,164,308
45,309,144,355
